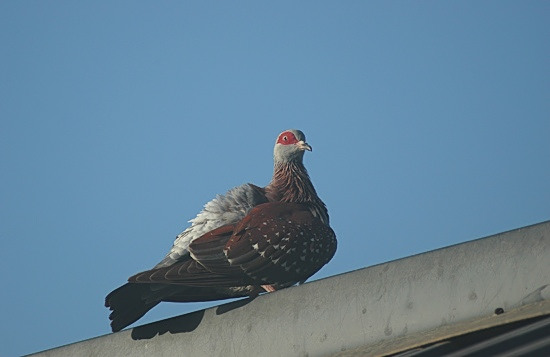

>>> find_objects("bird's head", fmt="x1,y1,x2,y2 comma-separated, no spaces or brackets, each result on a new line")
273,129,312,164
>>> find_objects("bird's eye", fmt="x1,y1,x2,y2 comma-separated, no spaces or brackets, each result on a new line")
283,136,288,141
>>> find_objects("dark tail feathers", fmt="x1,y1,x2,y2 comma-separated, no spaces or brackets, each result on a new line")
105,283,160,332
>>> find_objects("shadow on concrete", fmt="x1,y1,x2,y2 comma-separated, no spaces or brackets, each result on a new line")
131,309,205,340
130,297,254,340
215,296,255,315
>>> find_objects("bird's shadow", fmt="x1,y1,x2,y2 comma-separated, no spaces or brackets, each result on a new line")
131,297,254,340
215,296,255,315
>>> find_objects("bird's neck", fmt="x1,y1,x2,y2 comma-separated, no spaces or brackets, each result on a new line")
266,161,329,224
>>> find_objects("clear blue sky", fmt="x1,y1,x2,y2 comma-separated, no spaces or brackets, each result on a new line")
1,2,548,356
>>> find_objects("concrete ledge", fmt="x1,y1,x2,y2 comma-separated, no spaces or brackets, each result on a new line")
30,221,550,356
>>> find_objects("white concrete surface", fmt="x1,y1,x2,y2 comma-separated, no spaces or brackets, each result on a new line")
29,221,550,357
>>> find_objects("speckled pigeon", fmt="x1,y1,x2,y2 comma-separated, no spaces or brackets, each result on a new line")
105,129,337,332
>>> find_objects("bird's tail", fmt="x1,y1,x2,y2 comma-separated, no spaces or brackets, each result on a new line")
105,283,161,332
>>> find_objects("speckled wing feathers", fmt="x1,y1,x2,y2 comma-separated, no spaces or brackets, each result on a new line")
129,202,336,288
224,202,337,285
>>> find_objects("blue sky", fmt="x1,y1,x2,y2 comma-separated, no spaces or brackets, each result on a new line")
1,2,548,356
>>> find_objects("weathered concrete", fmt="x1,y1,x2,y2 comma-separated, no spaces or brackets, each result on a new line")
29,221,550,357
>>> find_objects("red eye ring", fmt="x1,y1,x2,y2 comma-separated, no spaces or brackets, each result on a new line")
277,131,299,145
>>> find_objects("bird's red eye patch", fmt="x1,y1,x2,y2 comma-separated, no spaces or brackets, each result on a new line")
277,131,299,145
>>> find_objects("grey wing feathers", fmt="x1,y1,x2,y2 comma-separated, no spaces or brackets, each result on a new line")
154,184,267,268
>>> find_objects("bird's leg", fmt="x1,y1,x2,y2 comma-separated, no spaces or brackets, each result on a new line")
261,284,277,292
248,284,277,299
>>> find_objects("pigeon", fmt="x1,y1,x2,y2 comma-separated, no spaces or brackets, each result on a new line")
105,129,336,332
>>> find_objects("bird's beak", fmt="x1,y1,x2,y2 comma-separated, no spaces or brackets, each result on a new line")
298,141,312,152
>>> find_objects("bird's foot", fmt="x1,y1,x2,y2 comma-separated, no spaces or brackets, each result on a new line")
248,284,277,299
261,284,277,292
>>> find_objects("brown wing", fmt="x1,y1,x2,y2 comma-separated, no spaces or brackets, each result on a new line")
224,202,337,285
128,202,336,288
129,224,254,287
